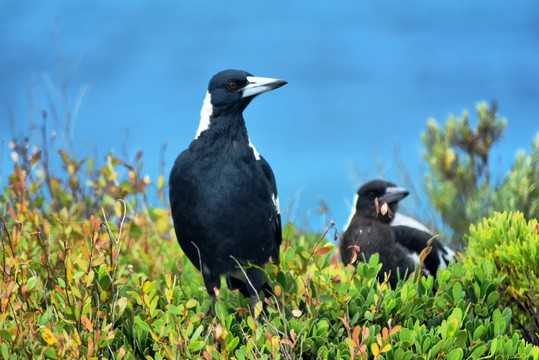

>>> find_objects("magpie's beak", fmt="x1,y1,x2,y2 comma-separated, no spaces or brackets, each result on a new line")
242,76,287,98
379,187,409,204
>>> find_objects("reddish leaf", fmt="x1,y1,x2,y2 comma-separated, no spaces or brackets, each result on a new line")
82,316,94,332
281,339,294,347
350,251,358,264
382,327,389,340
352,325,361,346
315,246,331,255
362,325,370,342
82,223,93,239
389,325,402,336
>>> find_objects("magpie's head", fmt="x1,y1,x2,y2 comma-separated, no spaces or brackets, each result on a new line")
355,180,409,222
207,69,287,115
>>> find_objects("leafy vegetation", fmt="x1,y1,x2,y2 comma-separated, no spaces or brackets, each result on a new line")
1,115,538,358
463,211,539,346
422,101,539,247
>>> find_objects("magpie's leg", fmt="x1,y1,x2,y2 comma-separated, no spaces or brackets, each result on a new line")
244,268,263,306
202,271,221,317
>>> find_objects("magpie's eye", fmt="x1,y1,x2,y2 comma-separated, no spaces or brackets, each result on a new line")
368,191,377,200
227,81,237,90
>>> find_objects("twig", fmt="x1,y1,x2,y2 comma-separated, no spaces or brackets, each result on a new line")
229,255,258,303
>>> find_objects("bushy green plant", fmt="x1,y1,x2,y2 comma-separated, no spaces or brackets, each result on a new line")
2,201,539,359
463,211,539,345
1,143,538,358
422,101,539,247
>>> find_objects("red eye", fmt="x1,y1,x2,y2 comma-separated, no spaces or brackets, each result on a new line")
227,81,237,90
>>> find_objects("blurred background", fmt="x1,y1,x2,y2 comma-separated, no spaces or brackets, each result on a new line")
2,1,538,230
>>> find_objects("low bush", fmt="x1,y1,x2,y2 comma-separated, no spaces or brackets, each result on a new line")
463,211,539,345
1,96,537,358
1,183,538,358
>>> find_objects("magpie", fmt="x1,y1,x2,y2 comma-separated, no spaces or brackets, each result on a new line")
169,70,286,306
341,179,455,287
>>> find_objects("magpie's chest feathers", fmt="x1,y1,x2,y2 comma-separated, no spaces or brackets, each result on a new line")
191,137,256,172
184,137,263,195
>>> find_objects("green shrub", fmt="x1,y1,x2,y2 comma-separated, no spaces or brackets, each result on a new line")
1,195,538,358
463,211,539,345
422,102,539,247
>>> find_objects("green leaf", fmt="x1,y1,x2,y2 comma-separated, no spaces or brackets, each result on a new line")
26,277,37,291
0,343,8,360
226,336,240,353
486,291,499,306
364,311,373,321
134,316,151,333
473,325,486,341
167,304,183,315
452,282,462,302
187,340,205,351
247,316,256,331
190,325,204,343
0,330,13,342
185,298,198,309
446,348,463,360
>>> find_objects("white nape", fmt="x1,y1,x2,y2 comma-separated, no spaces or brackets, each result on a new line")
195,91,213,139
272,193,280,214
391,213,433,235
248,140,261,160
343,194,359,232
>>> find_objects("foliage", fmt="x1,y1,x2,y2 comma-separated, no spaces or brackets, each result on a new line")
422,101,539,247
1,147,539,358
463,211,539,345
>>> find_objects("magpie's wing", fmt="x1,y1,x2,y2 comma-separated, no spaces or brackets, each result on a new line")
258,155,283,263
392,225,455,276
391,225,431,254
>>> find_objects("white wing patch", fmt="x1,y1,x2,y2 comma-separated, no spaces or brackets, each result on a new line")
407,252,431,275
195,91,213,139
248,139,261,160
391,213,433,235
272,193,280,214
438,245,456,269
407,251,420,266
343,194,359,232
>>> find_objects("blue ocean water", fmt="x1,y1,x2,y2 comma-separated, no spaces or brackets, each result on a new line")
1,1,538,231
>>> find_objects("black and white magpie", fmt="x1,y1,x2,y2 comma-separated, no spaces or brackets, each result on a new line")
341,179,455,287
169,70,286,305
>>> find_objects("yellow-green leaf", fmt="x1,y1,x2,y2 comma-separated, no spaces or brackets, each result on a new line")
185,298,198,309
254,301,263,320
42,328,58,345
371,342,380,357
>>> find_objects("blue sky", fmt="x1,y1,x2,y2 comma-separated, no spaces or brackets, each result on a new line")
2,1,538,230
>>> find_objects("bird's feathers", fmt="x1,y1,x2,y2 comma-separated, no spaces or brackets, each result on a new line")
169,69,285,303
